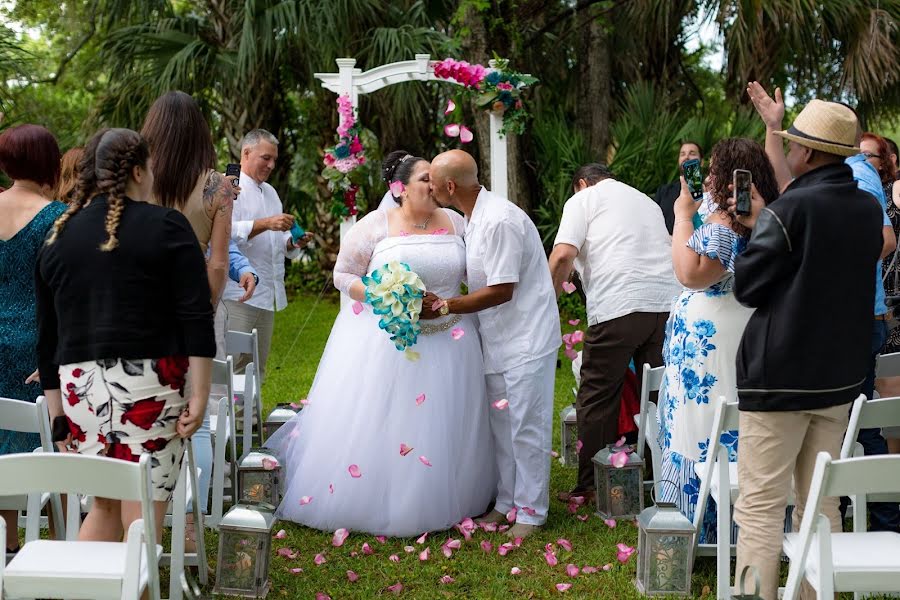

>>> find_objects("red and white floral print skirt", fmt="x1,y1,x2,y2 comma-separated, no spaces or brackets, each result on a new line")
60,357,189,502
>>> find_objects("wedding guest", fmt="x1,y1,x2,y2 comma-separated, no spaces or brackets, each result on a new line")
655,141,704,234
0,124,66,553
35,127,215,544
548,163,680,505
657,139,779,541
730,99,883,600
427,150,560,539
224,129,312,380
54,146,84,203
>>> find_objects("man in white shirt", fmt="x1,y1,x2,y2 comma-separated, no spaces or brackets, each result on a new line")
548,163,680,503
426,150,561,539
223,129,311,380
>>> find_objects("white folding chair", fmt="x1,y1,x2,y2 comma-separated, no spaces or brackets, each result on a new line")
225,329,263,450
0,395,64,550
208,356,238,528
162,442,208,600
634,363,665,492
0,453,161,600
782,453,900,600
876,351,900,379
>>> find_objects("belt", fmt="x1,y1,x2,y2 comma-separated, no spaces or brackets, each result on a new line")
876,314,890,321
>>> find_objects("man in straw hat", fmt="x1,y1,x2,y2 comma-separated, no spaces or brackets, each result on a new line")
726,96,885,599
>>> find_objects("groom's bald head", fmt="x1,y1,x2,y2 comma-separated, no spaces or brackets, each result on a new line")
430,150,480,209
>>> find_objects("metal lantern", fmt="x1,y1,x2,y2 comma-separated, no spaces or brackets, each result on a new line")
635,495,694,596
213,504,276,598
262,403,299,440
237,448,282,510
559,404,577,466
592,443,644,519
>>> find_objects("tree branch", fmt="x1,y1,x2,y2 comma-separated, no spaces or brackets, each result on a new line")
29,3,98,85
526,0,626,45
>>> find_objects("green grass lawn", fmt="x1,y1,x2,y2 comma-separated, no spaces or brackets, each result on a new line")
205,292,721,600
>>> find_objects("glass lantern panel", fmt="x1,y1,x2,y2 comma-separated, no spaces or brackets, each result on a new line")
242,471,277,506
648,533,691,594
563,423,577,466
608,466,642,516
594,463,609,514
637,527,649,587
218,529,260,592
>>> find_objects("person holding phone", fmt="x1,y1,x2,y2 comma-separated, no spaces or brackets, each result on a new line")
657,138,779,541
654,141,705,234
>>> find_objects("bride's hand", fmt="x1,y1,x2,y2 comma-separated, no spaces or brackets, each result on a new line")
420,292,443,320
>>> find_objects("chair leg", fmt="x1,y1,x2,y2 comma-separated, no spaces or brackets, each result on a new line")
716,449,731,600
815,514,834,599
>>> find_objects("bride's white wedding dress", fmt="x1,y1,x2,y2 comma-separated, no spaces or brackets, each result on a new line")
265,208,496,536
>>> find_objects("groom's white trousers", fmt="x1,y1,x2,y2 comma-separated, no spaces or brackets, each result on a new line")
485,352,557,526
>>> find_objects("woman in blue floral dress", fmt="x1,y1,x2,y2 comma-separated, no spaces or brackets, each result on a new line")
657,138,779,542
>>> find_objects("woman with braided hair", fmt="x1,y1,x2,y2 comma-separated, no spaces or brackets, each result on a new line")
35,127,216,544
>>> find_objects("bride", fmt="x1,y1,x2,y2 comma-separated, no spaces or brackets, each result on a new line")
265,151,496,536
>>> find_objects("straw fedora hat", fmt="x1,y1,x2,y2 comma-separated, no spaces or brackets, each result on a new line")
774,99,861,157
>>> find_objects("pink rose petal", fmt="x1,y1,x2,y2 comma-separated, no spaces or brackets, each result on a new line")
565,347,578,361
299,495,313,505
404,545,415,553
562,281,576,294
416,532,428,545
556,583,573,592
329,483,334,494
300,398,310,405
575,440,583,454
376,536,387,544
522,506,537,516
362,542,374,555
610,450,629,469
289,567,303,574
568,319,580,326
511,566,522,575
545,550,558,566
498,525,509,532
498,542,514,556
262,457,278,470
576,514,589,522
332,528,350,547
493,398,510,410
614,436,627,448
347,570,359,582
415,393,426,406
481,521,497,532
350,551,358,557
440,575,455,584
352,301,364,315
561,333,573,346
314,553,326,565
387,582,403,595
430,298,446,312
571,330,584,344
480,540,493,553
400,443,414,456
557,538,573,552
274,529,287,539
512,537,523,547
444,123,460,138
315,593,330,600
441,545,453,558
432,228,449,235
604,518,617,528
277,547,298,559
418,547,430,561
399,230,410,237
567,502,579,514
450,327,465,340
506,507,517,523
602,563,612,571
459,126,474,143
571,496,586,506
582,566,599,574
550,450,560,458
418,455,432,467
389,180,405,198
616,543,636,563
389,554,400,562
444,99,456,115
444,538,461,550
290,402,302,410
566,564,580,578
348,464,362,478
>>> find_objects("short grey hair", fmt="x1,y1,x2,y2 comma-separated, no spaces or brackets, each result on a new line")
241,129,279,150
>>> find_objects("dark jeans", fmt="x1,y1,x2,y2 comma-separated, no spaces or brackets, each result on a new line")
574,311,668,492
841,318,900,532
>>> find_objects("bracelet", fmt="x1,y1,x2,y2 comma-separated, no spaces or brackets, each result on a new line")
674,219,693,227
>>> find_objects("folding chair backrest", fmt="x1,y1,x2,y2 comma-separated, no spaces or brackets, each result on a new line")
841,394,897,459
0,396,52,452
225,329,259,367
241,363,259,452
875,351,900,378
692,397,739,532
212,356,235,399
822,454,900,498
0,453,151,502
636,363,665,461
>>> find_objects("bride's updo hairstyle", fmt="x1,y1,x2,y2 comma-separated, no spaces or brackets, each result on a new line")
382,149,426,205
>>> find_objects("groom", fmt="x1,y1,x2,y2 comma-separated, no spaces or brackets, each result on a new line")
424,150,561,538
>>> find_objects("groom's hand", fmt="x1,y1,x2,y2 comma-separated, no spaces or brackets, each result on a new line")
420,292,443,320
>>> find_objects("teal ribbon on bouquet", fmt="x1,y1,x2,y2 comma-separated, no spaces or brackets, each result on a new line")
362,261,426,352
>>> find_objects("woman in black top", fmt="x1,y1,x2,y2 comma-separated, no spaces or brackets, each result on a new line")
35,128,215,543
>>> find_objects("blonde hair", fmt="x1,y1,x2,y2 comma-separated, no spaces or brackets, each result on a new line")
55,147,85,203
46,128,149,251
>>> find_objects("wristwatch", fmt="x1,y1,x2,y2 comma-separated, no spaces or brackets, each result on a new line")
439,301,450,316
252,273,259,286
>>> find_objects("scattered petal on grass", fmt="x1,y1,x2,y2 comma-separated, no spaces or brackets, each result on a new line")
277,547,298,559
522,506,537,517
332,528,349,547
556,583,573,592
545,550,558,566
492,399,509,410
362,543,373,555
274,529,287,539
418,455,432,467
415,393,426,406
299,495,313,505
510,567,522,575
512,537,523,547
565,347,578,361
604,518,617,528
576,514,589,522
481,540,493,553
498,542,514,556
459,126,474,144
444,124,460,138
400,443,414,456
444,539,461,550
562,281,576,294
568,319,581,326
481,521,498,532
506,507,517,523
352,301,364,315
314,553,326,565
610,450,629,469
444,99,456,115
348,464,362,478
376,536,387,544
616,543,636,563
404,545,415,553
602,563,612,571
389,554,400,562
347,570,359,583
571,496,586,506
567,502,579,514
289,567,303,574
440,575,455,584
315,593,330,600
557,538,573,552
416,532,428,545
570,330,584,344
498,525,509,532
451,327,465,340
350,551,358,557
550,450,560,458
387,582,404,594
582,566,599,574
566,564,580,578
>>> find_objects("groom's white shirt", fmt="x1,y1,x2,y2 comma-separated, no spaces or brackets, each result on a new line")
465,187,561,374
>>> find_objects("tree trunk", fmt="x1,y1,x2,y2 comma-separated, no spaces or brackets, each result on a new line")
576,8,612,161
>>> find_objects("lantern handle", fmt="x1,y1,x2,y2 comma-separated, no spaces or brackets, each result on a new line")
650,479,680,505
738,565,761,597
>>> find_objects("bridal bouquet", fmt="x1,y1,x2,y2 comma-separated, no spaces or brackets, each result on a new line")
362,261,426,352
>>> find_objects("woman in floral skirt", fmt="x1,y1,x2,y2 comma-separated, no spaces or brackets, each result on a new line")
656,139,779,542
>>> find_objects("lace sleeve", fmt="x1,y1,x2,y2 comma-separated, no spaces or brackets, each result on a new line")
444,208,467,237
333,211,387,295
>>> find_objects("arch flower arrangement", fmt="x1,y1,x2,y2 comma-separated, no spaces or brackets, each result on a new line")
322,94,365,218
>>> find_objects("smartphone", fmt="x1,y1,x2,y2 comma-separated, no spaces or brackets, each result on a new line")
225,163,240,188
734,169,752,216
681,158,704,200
290,221,306,243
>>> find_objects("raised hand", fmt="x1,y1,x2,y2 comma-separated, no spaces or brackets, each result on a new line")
746,81,785,130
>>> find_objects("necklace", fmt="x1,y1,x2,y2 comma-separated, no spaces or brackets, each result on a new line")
402,208,431,230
